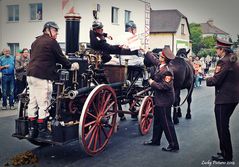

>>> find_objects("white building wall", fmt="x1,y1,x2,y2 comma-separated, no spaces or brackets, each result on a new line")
175,18,189,38
174,18,190,53
0,0,148,50
149,33,173,50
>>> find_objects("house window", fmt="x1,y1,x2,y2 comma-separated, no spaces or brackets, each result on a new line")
111,7,119,24
125,10,131,24
7,5,19,21
181,24,185,34
7,43,19,57
29,3,42,20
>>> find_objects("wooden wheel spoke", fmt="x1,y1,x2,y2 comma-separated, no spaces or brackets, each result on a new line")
93,127,99,151
101,126,109,139
146,107,152,115
145,102,152,112
87,125,98,149
144,119,149,128
102,93,112,113
104,101,115,114
101,91,107,106
141,119,146,130
92,102,99,116
98,126,102,148
84,120,96,128
104,112,116,118
97,94,102,111
85,124,96,141
143,118,150,130
87,111,97,119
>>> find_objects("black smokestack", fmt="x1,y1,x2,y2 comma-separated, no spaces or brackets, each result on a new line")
64,12,81,56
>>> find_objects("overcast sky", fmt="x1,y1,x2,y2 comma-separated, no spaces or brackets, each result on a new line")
149,0,239,41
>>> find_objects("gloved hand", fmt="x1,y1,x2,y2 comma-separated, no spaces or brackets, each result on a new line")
70,62,79,71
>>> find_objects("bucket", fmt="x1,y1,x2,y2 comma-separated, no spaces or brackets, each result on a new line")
15,118,29,136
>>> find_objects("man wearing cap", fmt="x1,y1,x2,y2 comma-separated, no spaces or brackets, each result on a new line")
89,20,138,63
143,47,179,152
206,38,239,162
26,21,79,140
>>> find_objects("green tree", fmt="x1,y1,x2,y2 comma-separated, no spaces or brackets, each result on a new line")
197,48,216,57
189,23,203,55
202,36,216,49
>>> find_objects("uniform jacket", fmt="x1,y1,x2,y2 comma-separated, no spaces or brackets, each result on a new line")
145,52,175,107
15,55,30,80
27,34,71,81
89,30,137,55
206,53,239,104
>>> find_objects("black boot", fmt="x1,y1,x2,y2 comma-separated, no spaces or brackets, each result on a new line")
37,119,52,141
26,119,38,138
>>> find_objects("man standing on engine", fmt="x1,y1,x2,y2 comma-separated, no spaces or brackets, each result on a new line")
26,21,79,140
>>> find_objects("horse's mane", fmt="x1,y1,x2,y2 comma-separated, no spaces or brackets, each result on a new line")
152,48,162,55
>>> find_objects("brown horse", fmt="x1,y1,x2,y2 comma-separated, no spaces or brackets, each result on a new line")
149,48,195,124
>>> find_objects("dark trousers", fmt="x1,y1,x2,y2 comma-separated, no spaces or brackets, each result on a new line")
214,103,238,161
152,106,179,148
16,76,27,96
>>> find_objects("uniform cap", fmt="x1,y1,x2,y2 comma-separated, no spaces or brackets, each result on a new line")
43,21,59,32
125,20,136,29
92,20,103,29
215,38,232,49
162,47,175,60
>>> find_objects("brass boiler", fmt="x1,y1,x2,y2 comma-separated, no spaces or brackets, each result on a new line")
86,51,102,69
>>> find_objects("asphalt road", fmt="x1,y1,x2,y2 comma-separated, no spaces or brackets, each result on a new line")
0,81,238,167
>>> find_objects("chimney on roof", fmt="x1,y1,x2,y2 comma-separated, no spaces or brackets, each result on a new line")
207,19,214,26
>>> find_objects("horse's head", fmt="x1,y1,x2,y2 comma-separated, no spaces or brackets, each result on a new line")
144,48,162,67
176,48,190,58
152,48,163,55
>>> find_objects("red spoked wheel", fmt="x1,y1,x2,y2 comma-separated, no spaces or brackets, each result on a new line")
138,96,154,135
79,84,117,156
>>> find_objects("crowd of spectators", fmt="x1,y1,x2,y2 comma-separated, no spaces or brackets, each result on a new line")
188,55,217,88
0,48,30,110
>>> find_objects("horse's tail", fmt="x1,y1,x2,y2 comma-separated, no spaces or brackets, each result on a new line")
175,80,194,108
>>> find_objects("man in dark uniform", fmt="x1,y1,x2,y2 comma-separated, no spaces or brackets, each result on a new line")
206,38,239,162
89,20,138,63
143,47,179,152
